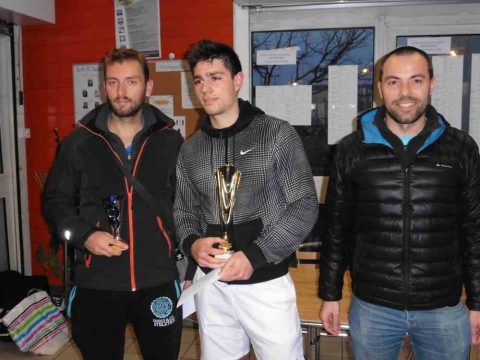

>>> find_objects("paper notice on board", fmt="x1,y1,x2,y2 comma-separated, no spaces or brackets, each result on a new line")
155,60,189,72
181,72,202,109
469,54,480,144
73,63,104,122
328,65,358,144
256,47,299,65
432,55,463,130
255,85,312,125
114,0,160,57
407,37,451,55
150,95,174,116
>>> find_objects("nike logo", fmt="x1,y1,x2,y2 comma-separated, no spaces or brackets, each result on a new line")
436,163,453,169
240,148,253,155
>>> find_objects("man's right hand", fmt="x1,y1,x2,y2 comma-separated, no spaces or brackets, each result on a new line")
191,237,228,268
320,300,342,335
84,231,128,257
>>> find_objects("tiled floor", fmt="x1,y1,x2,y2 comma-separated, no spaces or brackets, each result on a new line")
0,322,478,359
0,321,201,360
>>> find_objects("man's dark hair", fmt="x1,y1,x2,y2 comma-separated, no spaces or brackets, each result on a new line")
379,46,433,80
186,39,242,76
102,48,149,81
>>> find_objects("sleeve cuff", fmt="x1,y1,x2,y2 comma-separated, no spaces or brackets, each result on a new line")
184,258,197,281
182,234,201,256
63,224,97,252
466,299,480,311
243,242,268,271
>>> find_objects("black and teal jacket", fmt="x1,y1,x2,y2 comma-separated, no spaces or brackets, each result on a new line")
320,104,480,311
43,103,183,291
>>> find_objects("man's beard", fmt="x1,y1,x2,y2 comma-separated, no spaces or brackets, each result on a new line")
107,95,145,118
385,97,428,125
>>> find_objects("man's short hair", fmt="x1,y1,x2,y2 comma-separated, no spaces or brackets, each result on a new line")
186,39,242,77
379,46,433,80
102,48,149,81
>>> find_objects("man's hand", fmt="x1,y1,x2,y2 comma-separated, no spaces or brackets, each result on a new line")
320,301,342,335
218,251,253,282
183,280,192,290
84,231,128,257
469,310,480,344
191,237,228,268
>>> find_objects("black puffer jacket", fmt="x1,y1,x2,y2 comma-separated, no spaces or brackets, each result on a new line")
319,105,480,311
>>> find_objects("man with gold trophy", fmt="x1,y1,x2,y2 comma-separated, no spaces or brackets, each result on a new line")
174,40,318,360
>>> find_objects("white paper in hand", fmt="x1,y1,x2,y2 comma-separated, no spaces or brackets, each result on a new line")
177,268,221,307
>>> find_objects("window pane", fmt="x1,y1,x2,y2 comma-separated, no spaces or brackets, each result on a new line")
397,34,480,135
251,27,375,175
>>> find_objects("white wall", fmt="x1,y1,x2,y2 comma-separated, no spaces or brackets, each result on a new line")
0,0,55,25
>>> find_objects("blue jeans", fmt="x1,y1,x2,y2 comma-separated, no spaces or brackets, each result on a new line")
349,296,471,360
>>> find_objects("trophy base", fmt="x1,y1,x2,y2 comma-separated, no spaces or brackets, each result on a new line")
109,244,127,252
215,250,234,260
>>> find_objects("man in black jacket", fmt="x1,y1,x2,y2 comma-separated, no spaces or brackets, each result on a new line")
320,46,480,359
43,48,183,360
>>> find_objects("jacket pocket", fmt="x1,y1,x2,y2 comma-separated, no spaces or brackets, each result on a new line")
156,216,172,257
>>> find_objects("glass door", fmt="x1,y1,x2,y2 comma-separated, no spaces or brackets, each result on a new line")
0,29,22,272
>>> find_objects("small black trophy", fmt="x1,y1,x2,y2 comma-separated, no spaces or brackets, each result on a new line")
102,195,124,242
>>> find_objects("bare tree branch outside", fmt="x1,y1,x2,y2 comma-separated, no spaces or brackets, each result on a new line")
251,27,375,177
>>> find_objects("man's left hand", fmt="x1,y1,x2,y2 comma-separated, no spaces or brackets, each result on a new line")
469,310,480,344
218,251,253,282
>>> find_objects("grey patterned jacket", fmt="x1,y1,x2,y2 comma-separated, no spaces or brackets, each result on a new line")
174,99,318,284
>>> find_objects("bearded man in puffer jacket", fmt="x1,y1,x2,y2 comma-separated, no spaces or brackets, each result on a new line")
320,46,480,360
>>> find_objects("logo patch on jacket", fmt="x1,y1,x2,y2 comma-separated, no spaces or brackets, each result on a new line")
150,296,175,327
436,163,453,169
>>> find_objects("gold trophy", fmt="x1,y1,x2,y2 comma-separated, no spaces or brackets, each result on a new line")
215,164,241,259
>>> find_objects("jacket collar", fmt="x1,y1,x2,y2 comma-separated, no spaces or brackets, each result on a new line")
200,99,264,138
79,103,174,136
359,104,447,153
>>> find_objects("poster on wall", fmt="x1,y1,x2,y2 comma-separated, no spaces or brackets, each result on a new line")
114,0,160,58
73,63,104,122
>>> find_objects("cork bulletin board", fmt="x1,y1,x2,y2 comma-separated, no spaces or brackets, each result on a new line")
147,62,204,139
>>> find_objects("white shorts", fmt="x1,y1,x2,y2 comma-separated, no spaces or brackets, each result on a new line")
194,269,304,360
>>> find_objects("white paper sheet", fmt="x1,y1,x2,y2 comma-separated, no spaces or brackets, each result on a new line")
328,65,358,144
407,37,451,55
469,54,480,144
255,85,312,125
149,95,174,116
177,268,221,307
155,60,189,72
72,63,103,122
181,72,202,109
179,282,196,319
114,0,160,57
256,47,299,66
432,55,463,130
